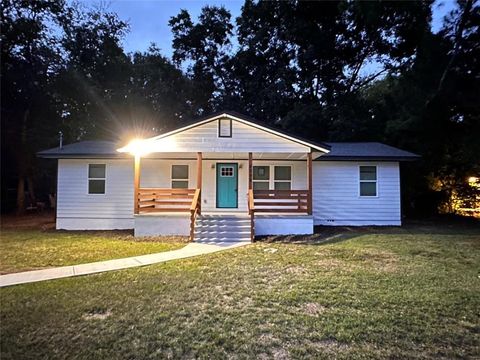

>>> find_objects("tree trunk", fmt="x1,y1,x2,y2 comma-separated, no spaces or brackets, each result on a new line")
27,175,36,205
15,109,29,215
16,176,25,215
433,0,473,98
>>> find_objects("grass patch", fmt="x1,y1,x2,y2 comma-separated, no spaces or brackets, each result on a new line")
1,223,479,359
0,230,186,274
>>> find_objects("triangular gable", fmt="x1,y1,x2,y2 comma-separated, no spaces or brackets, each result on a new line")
118,112,330,155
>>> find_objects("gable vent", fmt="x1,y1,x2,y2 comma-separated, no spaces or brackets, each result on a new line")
218,118,232,137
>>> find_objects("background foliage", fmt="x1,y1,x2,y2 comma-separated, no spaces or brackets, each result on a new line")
1,0,479,216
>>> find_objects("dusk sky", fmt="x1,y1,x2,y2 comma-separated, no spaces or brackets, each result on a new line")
108,0,243,56
104,0,456,58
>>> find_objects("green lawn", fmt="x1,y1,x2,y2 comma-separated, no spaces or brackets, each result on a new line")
0,230,186,274
1,223,479,359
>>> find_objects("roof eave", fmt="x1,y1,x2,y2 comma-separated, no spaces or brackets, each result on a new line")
37,153,128,159
316,156,420,161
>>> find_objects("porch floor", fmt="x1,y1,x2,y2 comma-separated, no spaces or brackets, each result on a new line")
135,211,311,217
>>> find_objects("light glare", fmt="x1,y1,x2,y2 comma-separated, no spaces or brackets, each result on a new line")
118,139,153,156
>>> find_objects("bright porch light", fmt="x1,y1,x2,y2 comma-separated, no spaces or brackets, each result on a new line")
117,138,154,156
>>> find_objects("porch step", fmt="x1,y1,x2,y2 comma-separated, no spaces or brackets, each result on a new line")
194,215,252,243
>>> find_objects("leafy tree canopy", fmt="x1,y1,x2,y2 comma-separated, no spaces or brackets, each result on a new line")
1,0,478,216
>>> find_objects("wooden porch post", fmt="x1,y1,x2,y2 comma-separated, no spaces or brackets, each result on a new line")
196,152,203,189
197,152,202,214
248,152,253,190
307,152,313,215
248,152,254,242
134,155,140,214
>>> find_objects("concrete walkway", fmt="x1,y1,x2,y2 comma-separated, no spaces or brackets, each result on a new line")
0,241,249,288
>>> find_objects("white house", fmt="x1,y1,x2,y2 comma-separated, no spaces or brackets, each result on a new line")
38,111,419,242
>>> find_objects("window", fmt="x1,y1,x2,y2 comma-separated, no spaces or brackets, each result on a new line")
253,166,270,190
360,166,377,196
220,166,234,177
172,165,189,188
274,166,292,190
218,118,232,137
88,164,106,194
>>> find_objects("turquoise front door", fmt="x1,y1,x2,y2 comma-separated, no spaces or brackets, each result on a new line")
216,163,238,208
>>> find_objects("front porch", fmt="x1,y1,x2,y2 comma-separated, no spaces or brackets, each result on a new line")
132,152,314,240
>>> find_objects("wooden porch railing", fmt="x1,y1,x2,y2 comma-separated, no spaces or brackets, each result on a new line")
189,189,201,241
252,190,310,213
248,189,255,242
137,188,196,213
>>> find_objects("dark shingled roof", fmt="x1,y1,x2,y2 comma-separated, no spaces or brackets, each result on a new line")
37,141,124,158
318,142,420,161
38,111,419,160
37,140,420,161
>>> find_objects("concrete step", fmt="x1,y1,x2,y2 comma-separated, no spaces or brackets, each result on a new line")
194,215,252,243
199,214,249,218
194,225,250,230
195,237,251,243
194,233,251,239
194,227,251,233
196,219,250,224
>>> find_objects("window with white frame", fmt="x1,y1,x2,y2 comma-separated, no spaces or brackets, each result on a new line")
218,118,232,137
359,166,377,196
253,166,270,190
220,166,234,177
274,166,292,190
88,164,106,194
171,165,189,188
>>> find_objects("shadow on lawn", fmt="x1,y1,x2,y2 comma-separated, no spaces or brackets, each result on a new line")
256,228,364,245
256,216,480,245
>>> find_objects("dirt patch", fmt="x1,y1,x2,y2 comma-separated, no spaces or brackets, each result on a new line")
314,257,351,269
83,308,112,320
300,302,327,317
285,265,309,275
257,230,354,245
258,333,279,345
308,339,350,352
272,348,290,360
1,211,55,230
257,354,270,360
354,249,399,272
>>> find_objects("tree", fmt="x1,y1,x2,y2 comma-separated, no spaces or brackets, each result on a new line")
2,1,198,214
1,0,67,213
235,0,432,137
125,45,198,139
169,6,234,114
351,0,480,215
56,3,130,142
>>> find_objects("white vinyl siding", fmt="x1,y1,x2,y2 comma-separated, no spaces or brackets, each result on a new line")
253,166,270,190
359,166,377,196
88,164,106,194
141,160,196,189
171,165,189,188
313,161,401,226
274,166,292,190
56,159,134,230
253,165,294,191
218,118,232,137
142,159,306,212
149,119,310,153
56,158,401,231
